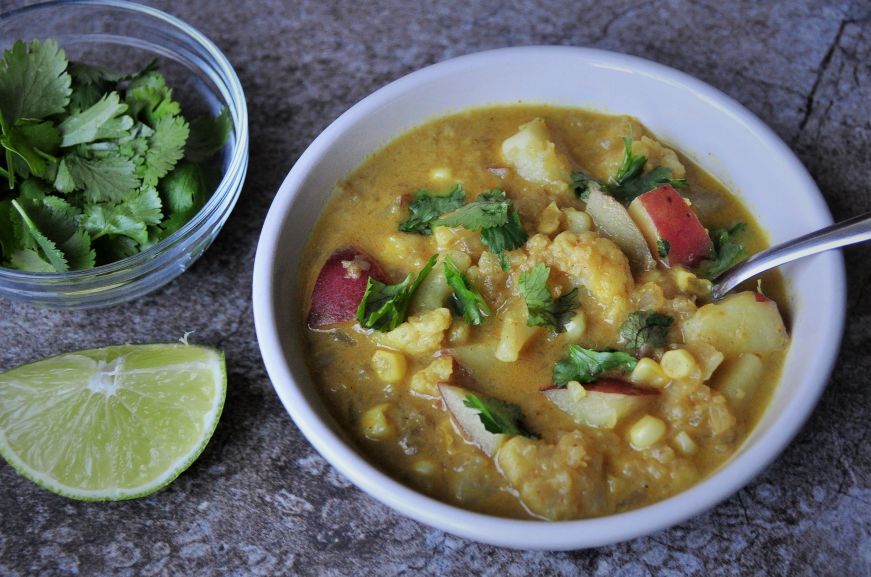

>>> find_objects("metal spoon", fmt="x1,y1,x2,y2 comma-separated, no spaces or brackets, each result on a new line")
711,211,871,300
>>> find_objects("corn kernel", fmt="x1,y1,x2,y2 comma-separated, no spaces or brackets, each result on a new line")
660,349,699,380
412,458,438,476
537,201,563,234
562,207,593,233
360,403,394,440
673,431,698,455
629,415,667,449
371,349,407,383
429,167,452,181
630,358,670,388
671,267,712,298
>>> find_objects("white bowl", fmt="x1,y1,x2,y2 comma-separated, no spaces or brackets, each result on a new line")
253,46,846,550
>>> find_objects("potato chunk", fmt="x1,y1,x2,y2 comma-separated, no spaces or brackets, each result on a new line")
371,308,452,354
501,118,570,190
496,431,608,520
544,231,634,325
494,296,540,362
681,292,789,356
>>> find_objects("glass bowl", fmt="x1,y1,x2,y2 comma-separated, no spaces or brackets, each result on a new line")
0,0,248,309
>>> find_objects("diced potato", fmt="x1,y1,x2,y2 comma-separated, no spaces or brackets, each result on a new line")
409,356,454,398
450,344,498,376
562,310,586,342
585,189,656,272
682,292,789,356
500,118,570,190
683,341,724,380
712,353,764,407
495,297,540,362
562,207,593,233
379,233,428,270
661,349,700,381
629,415,667,449
361,403,394,440
537,201,563,234
371,308,452,354
672,431,698,455
630,358,670,389
370,349,407,383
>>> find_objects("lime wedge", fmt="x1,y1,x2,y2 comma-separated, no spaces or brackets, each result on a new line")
0,343,226,500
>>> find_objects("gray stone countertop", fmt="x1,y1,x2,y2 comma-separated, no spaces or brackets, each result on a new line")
1,0,869,575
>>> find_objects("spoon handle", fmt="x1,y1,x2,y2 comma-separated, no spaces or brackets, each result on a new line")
711,211,871,300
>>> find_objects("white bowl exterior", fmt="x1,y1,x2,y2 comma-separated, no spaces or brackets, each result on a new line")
253,46,846,550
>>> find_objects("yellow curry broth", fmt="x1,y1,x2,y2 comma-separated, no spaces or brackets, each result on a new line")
300,105,788,520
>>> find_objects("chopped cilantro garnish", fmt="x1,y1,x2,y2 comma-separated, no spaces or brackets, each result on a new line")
619,311,673,352
552,344,638,386
356,255,437,331
0,38,230,272
435,189,527,270
463,393,536,437
657,238,671,258
697,223,747,280
444,256,491,325
607,137,688,202
398,184,465,235
518,263,578,332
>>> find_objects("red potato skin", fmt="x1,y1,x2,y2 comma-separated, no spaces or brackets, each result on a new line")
306,248,387,329
540,378,658,395
630,185,713,268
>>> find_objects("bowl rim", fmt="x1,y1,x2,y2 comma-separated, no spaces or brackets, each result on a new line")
253,45,847,550
0,0,249,281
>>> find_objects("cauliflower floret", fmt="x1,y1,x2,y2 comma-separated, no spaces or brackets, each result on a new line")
409,356,454,398
496,431,608,520
539,231,634,326
632,136,686,179
660,379,736,446
371,308,452,354
501,118,570,191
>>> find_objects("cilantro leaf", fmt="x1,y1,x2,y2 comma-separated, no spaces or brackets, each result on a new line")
0,119,61,178
185,107,231,162
0,39,71,124
570,170,602,200
611,137,646,188
444,255,491,325
619,311,673,352
462,393,536,437
142,115,189,187
552,344,638,386
435,189,509,230
399,184,465,235
10,198,69,272
0,199,17,258
356,255,438,331
59,92,132,147
657,238,670,258
480,209,528,257
518,263,579,332
8,248,55,272
611,166,688,203
64,153,139,202
125,71,180,125
83,187,163,245
698,223,747,280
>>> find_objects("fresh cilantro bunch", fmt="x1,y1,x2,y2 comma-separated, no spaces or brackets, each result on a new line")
0,39,231,273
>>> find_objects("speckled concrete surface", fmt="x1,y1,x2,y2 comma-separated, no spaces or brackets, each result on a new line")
1,0,869,575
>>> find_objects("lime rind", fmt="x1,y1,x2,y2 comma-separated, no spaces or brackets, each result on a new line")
0,344,226,501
